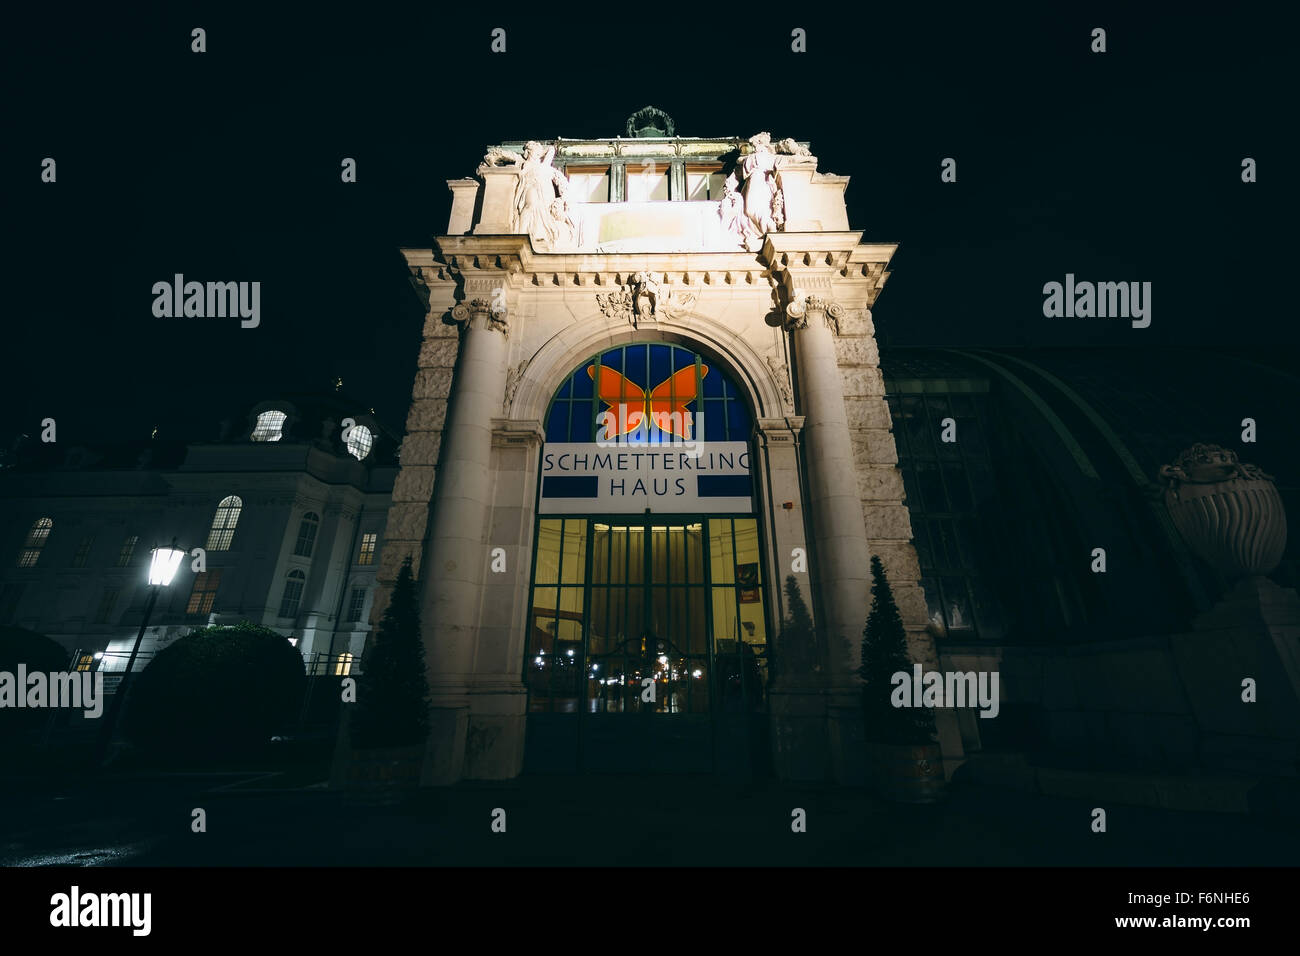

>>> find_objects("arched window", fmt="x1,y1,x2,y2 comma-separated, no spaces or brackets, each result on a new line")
293,512,320,557
252,410,287,442
346,587,367,622
206,496,242,551
334,652,354,676
345,424,373,460
16,517,53,568
526,344,767,734
278,569,306,618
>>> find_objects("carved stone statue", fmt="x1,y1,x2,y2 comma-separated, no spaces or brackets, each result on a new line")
597,275,696,328
631,271,662,319
512,141,574,247
739,133,785,241
776,137,811,157
720,172,760,249
484,146,523,167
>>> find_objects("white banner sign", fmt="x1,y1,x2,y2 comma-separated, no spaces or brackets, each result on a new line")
539,442,753,514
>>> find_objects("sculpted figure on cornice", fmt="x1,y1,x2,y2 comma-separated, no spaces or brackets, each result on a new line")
512,141,576,248
597,273,697,328
740,132,784,238
720,172,762,251
776,137,811,157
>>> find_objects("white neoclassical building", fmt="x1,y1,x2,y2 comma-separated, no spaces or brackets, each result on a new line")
376,108,965,784
0,393,396,684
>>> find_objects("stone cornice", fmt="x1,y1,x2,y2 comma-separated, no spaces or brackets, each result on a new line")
412,234,896,303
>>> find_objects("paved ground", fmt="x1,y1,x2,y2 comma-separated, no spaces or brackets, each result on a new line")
2,770,1297,867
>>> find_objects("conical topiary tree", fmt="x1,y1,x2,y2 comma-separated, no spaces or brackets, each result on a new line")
860,556,935,744
351,557,430,750
774,575,819,679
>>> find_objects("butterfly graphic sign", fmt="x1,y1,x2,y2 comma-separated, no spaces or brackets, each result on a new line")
538,346,753,515
588,363,707,445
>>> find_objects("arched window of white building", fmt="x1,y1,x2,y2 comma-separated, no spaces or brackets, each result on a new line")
345,424,373,461
279,569,306,618
16,517,53,568
252,410,287,442
293,512,320,558
206,496,242,551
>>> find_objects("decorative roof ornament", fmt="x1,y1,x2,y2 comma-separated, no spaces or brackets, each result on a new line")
1160,443,1287,577
626,106,676,138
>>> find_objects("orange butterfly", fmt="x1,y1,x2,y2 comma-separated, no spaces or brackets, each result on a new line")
587,364,708,438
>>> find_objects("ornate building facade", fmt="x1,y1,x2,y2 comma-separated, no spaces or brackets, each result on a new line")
380,110,965,783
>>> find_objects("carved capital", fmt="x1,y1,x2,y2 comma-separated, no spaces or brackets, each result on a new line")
784,292,843,334
451,298,509,336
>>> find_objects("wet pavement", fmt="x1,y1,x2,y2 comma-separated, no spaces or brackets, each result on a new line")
3,771,1297,867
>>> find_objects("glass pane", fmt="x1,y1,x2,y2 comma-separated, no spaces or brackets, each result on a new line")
941,577,973,631
912,519,934,570
709,519,734,584
546,403,569,442
968,463,997,506
902,468,921,510
970,577,1004,640
917,462,947,513
686,170,708,201
651,526,671,583
534,520,563,585
944,465,973,513
560,520,587,584
954,517,980,569
712,586,738,650
627,166,669,202
933,519,958,570
732,518,761,571
902,396,930,457
569,400,593,442
922,576,944,631
588,587,619,657
738,580,766,648
949,394,975,417
961,415,987,458
682,588,709,656
569,170,609,203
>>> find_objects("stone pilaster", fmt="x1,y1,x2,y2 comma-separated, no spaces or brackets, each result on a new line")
370,257,458,627
782,291,875,784
418,292,510,785
785,293,873,681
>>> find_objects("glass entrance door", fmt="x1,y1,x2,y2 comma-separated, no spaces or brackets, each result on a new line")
523,516,770,774
587,520,710,717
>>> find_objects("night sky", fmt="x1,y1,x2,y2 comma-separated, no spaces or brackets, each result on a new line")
5,5,1292,447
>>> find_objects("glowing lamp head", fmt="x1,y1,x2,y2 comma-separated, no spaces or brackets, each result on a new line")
148,545,186,586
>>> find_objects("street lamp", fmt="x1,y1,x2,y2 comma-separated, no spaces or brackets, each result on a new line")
94,539,187,767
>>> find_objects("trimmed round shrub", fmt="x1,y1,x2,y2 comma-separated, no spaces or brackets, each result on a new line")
123,621,305,759
0,625,70,733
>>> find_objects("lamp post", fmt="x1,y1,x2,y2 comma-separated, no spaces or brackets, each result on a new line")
94,540,187,767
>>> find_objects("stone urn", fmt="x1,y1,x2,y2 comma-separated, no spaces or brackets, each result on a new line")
1159,443,1287,577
